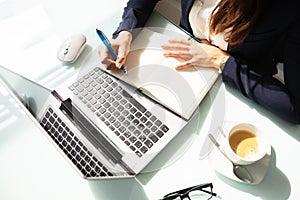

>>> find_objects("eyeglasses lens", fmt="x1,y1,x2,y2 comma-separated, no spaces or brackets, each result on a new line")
189,190,212,199
163,184,214,200
164,191,212,200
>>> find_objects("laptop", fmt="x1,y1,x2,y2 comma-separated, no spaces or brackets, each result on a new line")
0,64,190,179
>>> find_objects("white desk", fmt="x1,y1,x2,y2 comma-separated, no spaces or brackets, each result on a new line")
1,0,300,200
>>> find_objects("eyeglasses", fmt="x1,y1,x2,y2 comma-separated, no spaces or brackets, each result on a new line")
160,183,217,200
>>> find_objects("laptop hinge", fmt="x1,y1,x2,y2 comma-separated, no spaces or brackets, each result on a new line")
51,90,63,103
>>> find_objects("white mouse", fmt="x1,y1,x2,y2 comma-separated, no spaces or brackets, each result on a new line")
57,34,87,63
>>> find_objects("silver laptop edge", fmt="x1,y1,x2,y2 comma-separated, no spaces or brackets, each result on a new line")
0,66,134,179
0,65,189,179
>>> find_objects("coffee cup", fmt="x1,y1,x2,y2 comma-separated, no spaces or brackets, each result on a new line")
224,123,268,165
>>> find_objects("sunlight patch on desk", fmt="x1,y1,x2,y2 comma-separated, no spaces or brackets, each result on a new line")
0,82,27,131
0,114,18,131
0,106,9,118
35,64,77,89
0,103,18,132
0,5,61,81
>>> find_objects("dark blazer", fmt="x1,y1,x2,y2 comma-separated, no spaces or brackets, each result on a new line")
114,0,300,124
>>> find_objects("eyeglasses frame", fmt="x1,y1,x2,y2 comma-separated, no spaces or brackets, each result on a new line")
161,183,217,200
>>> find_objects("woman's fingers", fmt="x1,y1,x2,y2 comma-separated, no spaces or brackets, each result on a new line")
175,61,193,70
168,39,192,45
162,39,191,51
163,51,193,60
162,39,195,69
98,31,132,71
98,46,113,68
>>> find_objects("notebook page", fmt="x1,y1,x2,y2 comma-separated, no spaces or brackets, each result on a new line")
106,28,219,119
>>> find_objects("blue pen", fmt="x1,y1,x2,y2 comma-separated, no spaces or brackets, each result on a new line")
96,28,127,74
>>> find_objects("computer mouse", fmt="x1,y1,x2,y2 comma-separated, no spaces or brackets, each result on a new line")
57,34,87,63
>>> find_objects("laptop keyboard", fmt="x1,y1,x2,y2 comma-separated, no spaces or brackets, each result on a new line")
68,67,169,157
40,106,113,178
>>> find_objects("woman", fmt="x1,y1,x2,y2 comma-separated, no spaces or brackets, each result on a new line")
98,0,300,124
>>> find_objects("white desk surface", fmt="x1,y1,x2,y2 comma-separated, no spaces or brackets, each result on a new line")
1,0,300,200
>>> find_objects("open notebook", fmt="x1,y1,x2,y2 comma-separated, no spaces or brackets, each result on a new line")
106,28,220,120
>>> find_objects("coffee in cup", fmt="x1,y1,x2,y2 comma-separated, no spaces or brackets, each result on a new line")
224,123,268,165
229,129,258,159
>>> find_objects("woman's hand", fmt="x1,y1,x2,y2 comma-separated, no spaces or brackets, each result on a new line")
161,39,229,71
98,30,132,70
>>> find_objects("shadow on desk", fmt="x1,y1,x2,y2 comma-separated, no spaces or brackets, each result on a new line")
225,86,300,142
217,147,291,200
89,177,149,200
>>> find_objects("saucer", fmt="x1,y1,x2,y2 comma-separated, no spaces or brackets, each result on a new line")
207,122,271,184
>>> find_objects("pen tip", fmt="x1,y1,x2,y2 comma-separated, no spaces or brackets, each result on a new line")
96,28,101,34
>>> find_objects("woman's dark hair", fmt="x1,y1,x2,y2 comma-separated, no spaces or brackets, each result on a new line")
210,0,264,45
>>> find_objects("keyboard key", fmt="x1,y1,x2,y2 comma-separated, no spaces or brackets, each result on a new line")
135,151,142,157
140,146,148,153
149,134,158,143
156,130,164,138
161,125,169,133
145,140,153,148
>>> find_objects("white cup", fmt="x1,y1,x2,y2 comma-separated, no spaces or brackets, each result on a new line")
224,123,268,165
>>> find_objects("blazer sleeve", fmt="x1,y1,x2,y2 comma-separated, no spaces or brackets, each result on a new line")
113,0,160,36
221,17,300,124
